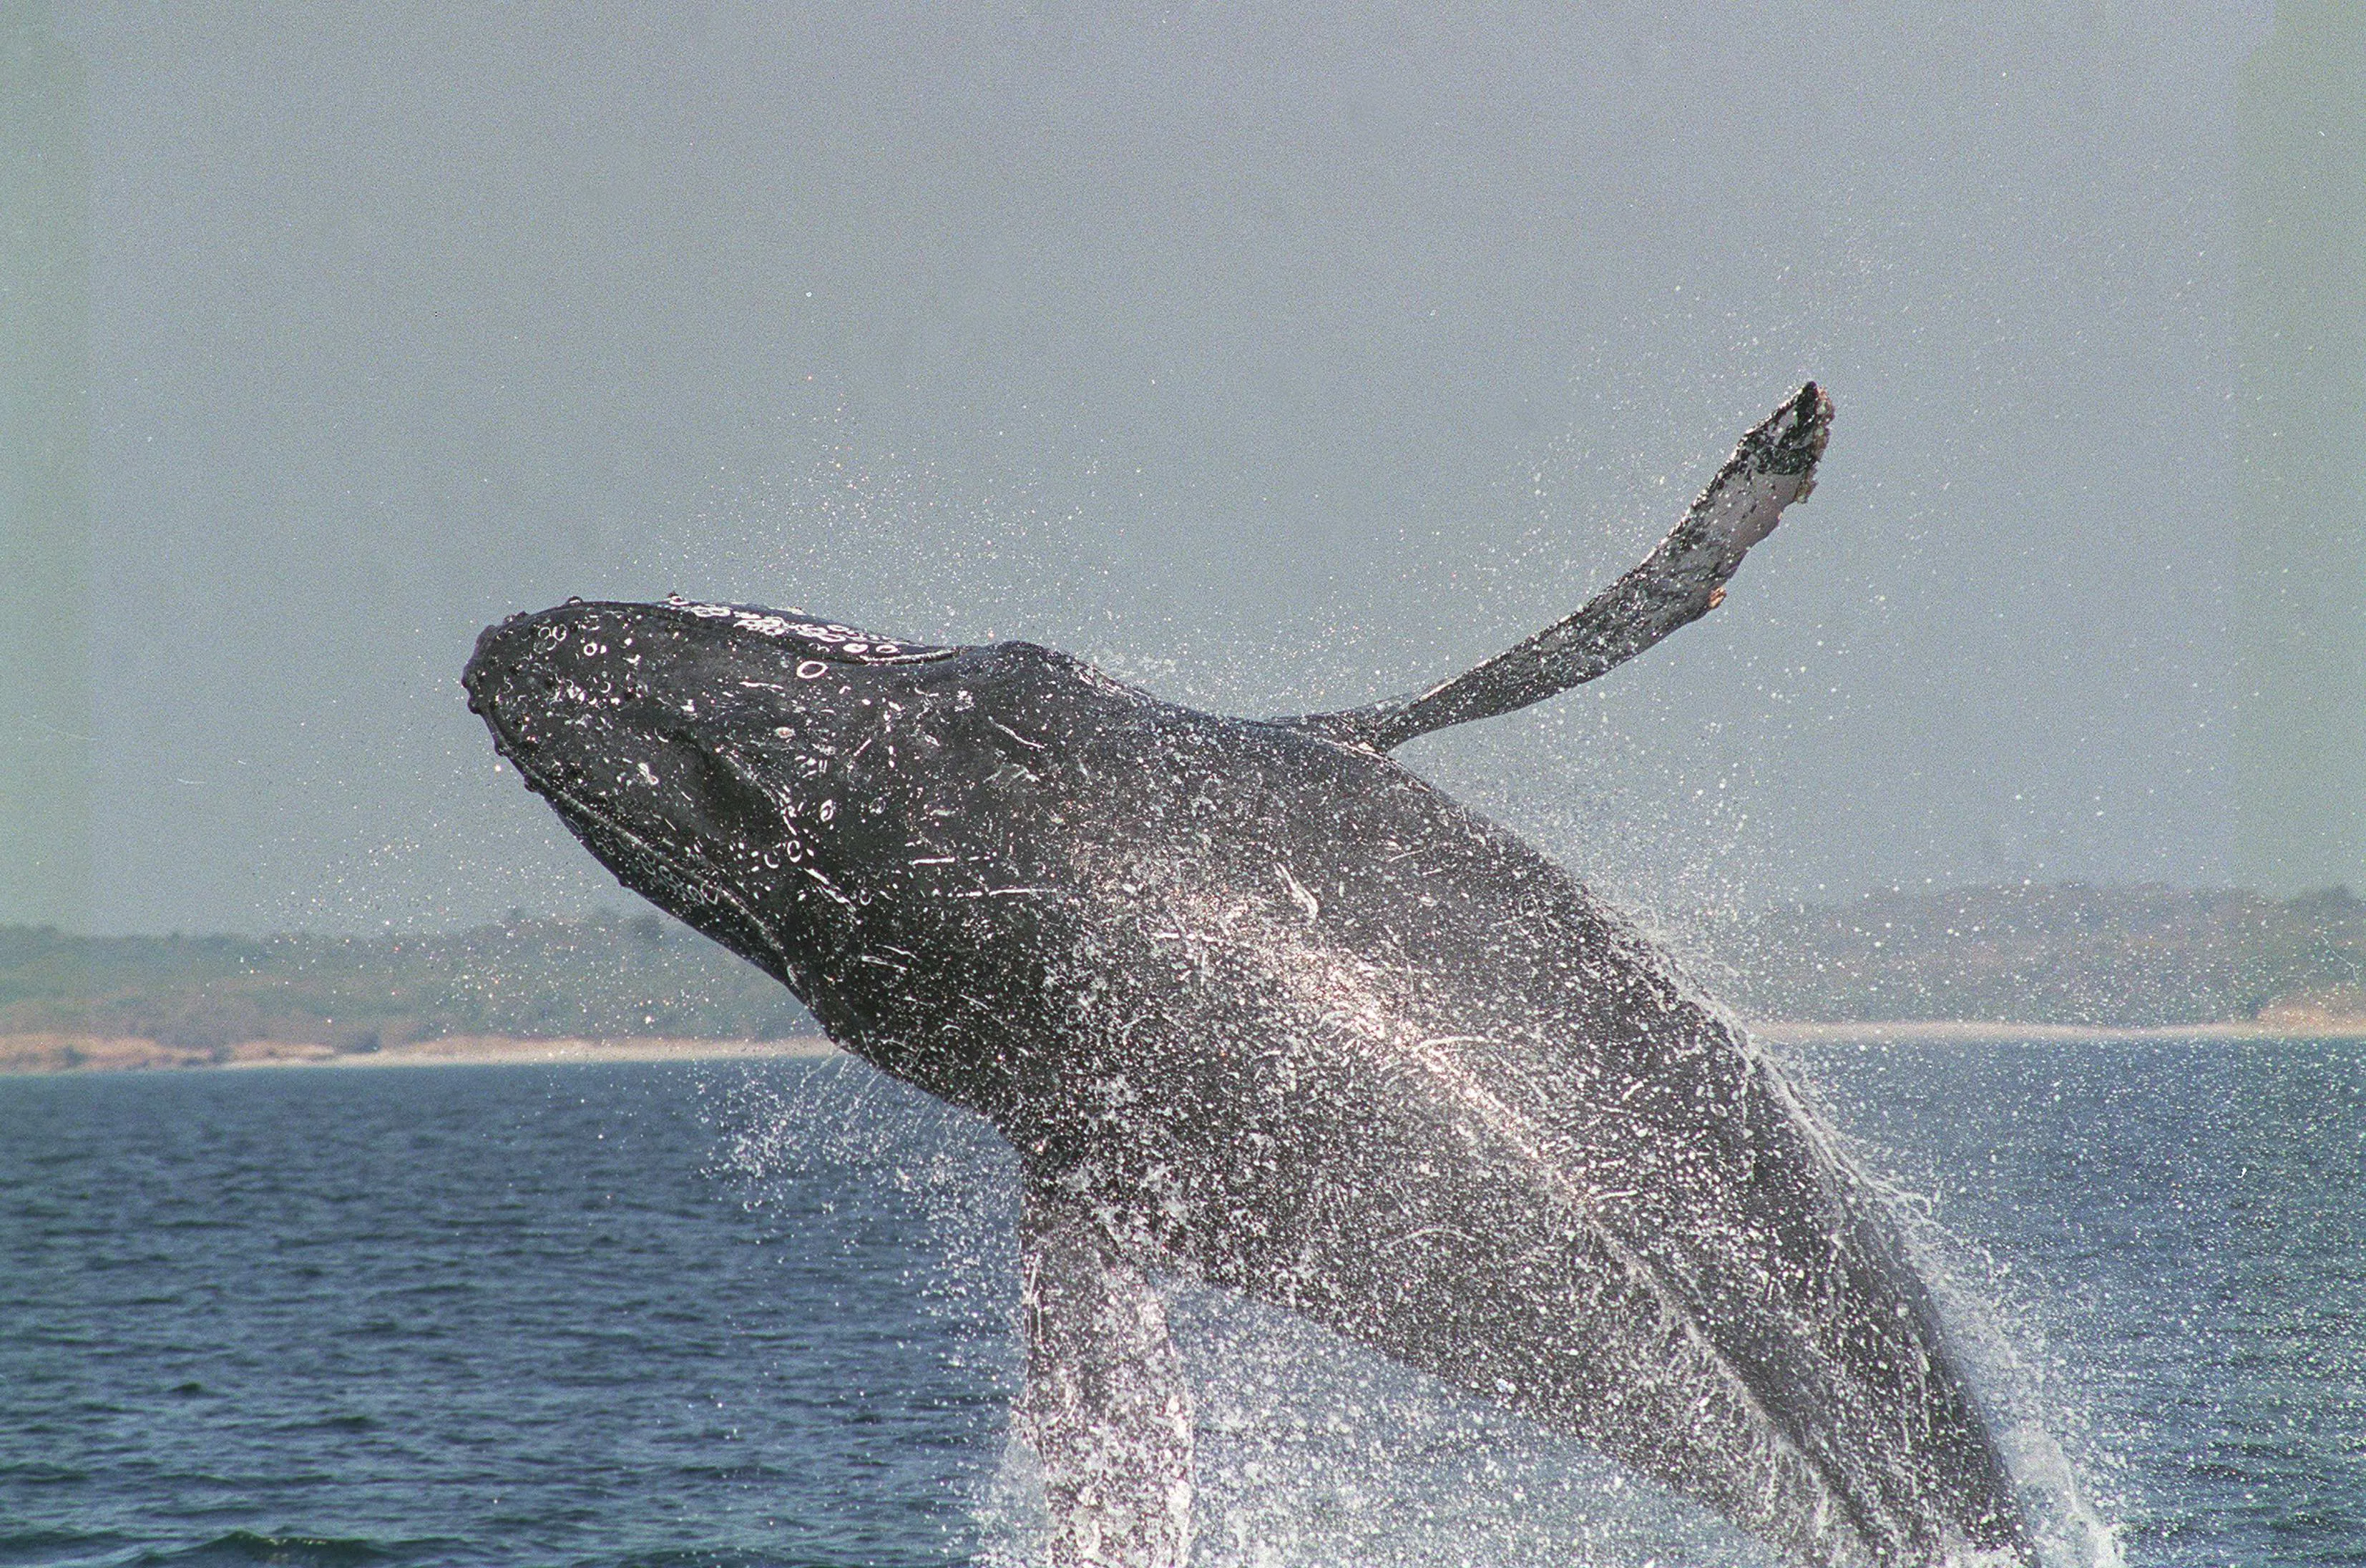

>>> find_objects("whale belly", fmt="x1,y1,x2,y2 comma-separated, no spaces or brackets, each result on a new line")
1035,827,2024,1567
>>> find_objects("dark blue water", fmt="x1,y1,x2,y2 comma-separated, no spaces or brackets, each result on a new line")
1,1042,2358,1567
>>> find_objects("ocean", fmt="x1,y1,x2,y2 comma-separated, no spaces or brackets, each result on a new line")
1,1039,2359,1567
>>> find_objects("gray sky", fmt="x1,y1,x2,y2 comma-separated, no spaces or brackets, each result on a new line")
58,0,2280,936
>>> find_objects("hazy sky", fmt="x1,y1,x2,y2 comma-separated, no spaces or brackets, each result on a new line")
55,0,2279,936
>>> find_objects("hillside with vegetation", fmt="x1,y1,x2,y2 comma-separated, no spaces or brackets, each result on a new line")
0,912,814,1056
4,883,2361,1070
1716,883,2365,1028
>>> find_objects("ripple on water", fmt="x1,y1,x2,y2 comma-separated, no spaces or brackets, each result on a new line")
0,1048,2359,1567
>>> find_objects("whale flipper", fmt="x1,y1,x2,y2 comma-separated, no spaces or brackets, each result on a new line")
1287,383,1833,751
1020,1177,1196,1568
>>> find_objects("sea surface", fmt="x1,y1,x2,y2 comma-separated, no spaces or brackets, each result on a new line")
1,1040,2359,1567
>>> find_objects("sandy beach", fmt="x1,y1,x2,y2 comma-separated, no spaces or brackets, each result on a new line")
6,1014,2364,1076
1749,1017,2366,1047
0,1032,841,1075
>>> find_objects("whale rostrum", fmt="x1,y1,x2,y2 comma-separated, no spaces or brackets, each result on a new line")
462,384,2036,1567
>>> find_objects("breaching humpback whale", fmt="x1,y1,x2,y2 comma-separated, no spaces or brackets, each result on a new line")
463,385,2034,1567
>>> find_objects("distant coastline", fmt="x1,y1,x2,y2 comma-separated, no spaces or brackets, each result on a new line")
7,884,2362,1075
8,1014,2365,1077
1749,1014,2366,1047
0,1032,840,1075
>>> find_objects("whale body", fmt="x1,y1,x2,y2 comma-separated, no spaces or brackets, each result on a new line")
462,386,2033,1567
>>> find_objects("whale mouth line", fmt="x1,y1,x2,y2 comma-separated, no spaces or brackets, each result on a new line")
494,734,797,977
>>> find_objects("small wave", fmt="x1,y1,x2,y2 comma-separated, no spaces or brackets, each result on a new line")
299,1414,377,1434
0,1529,126,1565
134,1531,459,1567
0,1462,92,1486
666,1461,793,1482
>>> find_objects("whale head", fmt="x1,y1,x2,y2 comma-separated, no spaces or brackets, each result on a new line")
461,595,967,994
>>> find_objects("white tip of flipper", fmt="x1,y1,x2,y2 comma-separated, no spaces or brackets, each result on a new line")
1680,381,1834,572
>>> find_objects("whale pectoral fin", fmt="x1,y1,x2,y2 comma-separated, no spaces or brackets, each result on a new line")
1281,383,1834,751
1020,1180,1195,1568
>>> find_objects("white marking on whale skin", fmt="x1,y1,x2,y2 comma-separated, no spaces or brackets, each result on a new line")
801,866,856,907
1276,863,1321,922
635,760,660,788
989,718,1047,751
